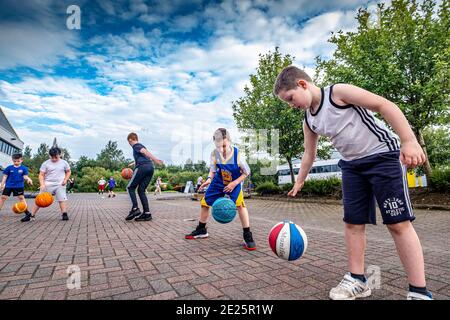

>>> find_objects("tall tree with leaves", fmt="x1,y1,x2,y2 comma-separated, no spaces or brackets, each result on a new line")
315,0,450,184
422,127,450,167
32,143,50,170
96,141,127,171
22,145,32,164
233,48,331,184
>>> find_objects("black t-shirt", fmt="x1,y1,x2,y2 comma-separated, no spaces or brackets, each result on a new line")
133,143,153,167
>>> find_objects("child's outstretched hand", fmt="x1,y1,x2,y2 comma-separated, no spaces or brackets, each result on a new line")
288,181,304,198
198,181,210,192
400,140,426,168
223,181,237,193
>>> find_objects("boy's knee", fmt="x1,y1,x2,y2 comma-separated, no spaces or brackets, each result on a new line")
345,223,365,231
387,220,411,235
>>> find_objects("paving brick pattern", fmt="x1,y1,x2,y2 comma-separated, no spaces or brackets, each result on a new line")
0,193,448,300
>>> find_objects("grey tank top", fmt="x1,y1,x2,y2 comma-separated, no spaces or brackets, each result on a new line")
305,84,400,161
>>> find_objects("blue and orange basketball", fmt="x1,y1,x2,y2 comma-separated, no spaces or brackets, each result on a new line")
268,221,308,261
211,197,236,224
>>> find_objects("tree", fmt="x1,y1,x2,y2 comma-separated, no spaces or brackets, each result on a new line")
422,126,450,167
232,48,331,184
315,0,450,185
96,141,127,171
184,158,194,171
32,143,50,170
76,155,98,173
22,145,32,165
193,160,208,173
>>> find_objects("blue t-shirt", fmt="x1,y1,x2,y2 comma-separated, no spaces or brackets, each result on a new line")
108,178,116,188
133,143,153,167
3,165,29,188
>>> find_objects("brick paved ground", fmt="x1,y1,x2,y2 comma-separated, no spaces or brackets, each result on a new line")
0,193,448,300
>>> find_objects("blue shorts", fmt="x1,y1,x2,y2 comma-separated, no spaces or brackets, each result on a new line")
201,180,245,207
339,151,414,225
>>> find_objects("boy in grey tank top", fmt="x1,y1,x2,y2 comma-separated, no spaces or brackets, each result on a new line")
274,66,431,300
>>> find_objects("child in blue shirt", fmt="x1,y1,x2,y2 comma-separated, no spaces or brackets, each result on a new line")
185,128,256,251
108,177,116,198
0,153,33,214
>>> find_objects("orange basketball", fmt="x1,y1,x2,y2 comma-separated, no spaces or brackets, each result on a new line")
12,201,27,214
121,168,133,180
35,192,54,208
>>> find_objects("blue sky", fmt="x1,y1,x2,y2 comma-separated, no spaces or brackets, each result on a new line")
0,0,381,164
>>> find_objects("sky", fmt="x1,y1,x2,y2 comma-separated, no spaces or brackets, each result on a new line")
0,0,384,164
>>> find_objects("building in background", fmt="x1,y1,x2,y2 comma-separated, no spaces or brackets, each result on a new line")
0,107,24,173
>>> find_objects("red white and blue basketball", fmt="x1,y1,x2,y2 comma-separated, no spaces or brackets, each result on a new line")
211,197,237,224
268,221,308,261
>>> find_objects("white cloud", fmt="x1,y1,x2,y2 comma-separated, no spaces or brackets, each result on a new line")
0,22,79,70
1,0,371,164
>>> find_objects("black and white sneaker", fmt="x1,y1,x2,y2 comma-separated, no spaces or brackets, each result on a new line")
62,212,69,221
243,231,256,251
135,213,152,221
185,226,208,239
21,211,35,222
125,208,141,221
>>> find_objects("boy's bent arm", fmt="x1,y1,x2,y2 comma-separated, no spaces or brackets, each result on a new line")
333,84,426,167
0,175,7,189
140,148,163,165
39,172,45,189
63,170,71,185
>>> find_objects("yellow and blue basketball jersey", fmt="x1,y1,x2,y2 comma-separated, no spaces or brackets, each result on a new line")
201,146,246,207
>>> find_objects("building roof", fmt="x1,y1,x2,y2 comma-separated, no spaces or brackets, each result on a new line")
0,107,21,141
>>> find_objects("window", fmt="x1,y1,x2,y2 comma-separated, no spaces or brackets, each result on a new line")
278,169,290,176
0,140,20,155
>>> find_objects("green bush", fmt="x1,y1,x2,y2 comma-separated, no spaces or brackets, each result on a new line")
430,166,450,193
301,177,342,197
255,181,281,195
168,171,204,186
281,183,294,193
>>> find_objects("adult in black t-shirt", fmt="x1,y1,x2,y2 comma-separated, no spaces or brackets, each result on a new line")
125,132,164,221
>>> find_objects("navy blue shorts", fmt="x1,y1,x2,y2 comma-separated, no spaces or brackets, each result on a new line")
339,151,414,225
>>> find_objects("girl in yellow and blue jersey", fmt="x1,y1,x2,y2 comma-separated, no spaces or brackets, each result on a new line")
185,128,256,251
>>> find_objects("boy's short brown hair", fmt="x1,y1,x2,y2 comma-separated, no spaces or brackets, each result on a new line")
12,153,23,160
273,66,313,95
213,128,231,142
127,132,138,141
